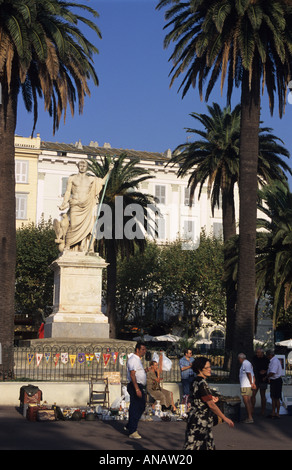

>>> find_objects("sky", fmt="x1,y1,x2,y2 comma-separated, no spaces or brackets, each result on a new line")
15,0,292,181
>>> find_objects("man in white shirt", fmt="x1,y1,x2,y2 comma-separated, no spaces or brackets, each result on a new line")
125,342,147,439
266,350,283,419
238,353,256,423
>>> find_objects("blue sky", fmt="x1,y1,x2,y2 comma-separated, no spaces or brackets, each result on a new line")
15,0,292,180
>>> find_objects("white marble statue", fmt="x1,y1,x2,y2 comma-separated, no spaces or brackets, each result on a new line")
54,160,112,252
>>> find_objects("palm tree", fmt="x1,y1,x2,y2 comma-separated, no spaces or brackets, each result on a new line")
156,0,292,375
169,103,241,241
0,0,101,376
87,154,157,338
168,101,291,366
256,181,292,329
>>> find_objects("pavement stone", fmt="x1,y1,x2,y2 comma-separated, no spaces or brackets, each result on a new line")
0,406,291,452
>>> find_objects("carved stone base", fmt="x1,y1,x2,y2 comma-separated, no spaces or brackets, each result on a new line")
44,317,110,339
44,251,109,339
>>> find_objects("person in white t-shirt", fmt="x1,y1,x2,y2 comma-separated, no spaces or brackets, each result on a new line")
125,342,147,439
238,353,256,423
266,350,283,419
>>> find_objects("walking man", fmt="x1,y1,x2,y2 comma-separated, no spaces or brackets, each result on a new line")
125,342,147,439
238,353,256,423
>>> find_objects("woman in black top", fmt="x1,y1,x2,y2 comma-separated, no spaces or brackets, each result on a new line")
183,357,234,450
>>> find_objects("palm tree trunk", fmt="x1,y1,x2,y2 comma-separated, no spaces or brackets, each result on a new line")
222,186,236,242
230,67,261,380
222,186,237,369
106,239,117,338
0,82,17,379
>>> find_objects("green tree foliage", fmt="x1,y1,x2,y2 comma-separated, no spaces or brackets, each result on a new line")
159,233,226,328
116,242,161,329
15,219,59,318
116,232,226,336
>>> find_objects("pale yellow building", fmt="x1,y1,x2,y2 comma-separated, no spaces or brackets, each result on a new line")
15,134,41,229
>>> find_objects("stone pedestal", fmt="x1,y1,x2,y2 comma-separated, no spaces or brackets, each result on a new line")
44,252,109,339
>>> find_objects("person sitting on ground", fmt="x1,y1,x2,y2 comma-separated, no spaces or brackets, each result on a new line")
146,358,177,412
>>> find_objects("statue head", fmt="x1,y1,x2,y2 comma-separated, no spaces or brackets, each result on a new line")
77,160,88,173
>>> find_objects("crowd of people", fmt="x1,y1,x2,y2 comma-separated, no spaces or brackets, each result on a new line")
124,342,284,449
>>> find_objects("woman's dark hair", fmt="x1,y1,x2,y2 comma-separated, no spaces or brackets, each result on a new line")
192,356,210,374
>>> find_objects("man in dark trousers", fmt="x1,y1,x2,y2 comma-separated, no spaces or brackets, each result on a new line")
179,348,195,404
251,348,270,416
125,342,147,439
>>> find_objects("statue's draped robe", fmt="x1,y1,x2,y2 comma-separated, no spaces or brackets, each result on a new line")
65,176,106,248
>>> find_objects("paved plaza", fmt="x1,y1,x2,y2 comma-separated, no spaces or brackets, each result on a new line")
0,406,291,451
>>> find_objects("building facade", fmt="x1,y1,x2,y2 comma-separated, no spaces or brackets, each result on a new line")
15,134,40,229
35,138,231,244
14,135,233,242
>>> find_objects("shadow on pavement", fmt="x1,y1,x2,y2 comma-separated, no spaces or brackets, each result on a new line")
0,406,291,451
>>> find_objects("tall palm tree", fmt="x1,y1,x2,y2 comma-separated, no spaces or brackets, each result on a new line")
156,0,292,375
87,154,156,338
0,0,101,376
168,101,291,366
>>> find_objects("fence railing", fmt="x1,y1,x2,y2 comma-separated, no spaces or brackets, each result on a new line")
4,344,292,383
8,344,228,383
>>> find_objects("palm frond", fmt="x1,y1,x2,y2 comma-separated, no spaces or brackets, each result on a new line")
0,0,101,134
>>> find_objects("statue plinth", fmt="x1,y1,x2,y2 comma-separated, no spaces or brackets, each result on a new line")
44,251,109,339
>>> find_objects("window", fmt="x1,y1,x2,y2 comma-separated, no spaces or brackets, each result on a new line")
184,187,194,206
155,185,166,204
183,220,195,240
213,222,223,238
61,177,68,196
15,160,29,183
16,193,28,219
210,330,225,350
155,216,166,240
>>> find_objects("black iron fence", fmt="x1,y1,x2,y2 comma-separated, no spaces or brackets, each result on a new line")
2,344,291,383
6,343,228,382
